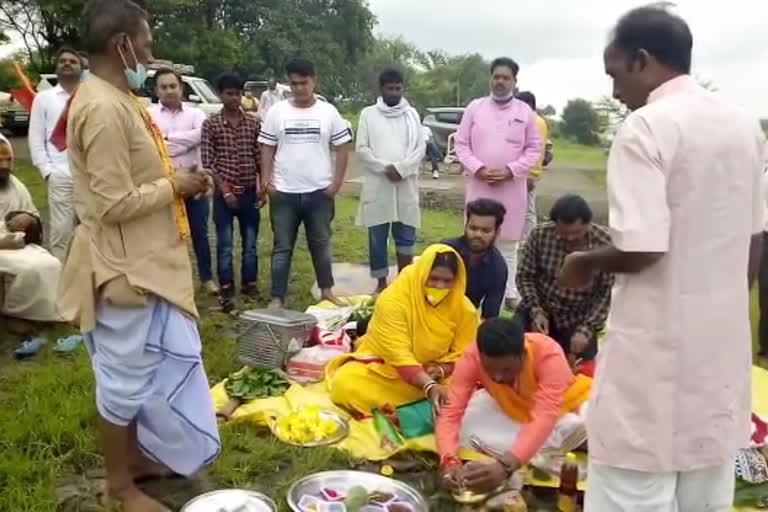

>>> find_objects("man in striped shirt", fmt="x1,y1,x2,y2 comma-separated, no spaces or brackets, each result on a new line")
259,58,352,307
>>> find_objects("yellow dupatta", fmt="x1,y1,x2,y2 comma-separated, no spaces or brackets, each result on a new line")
484,337,592,423
327,244,479,379
128,95,190,241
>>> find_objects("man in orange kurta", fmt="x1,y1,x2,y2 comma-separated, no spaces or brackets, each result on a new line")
436,318,590,493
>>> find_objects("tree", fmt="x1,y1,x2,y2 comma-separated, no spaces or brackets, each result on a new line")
561,98,601,145
541,104,556,116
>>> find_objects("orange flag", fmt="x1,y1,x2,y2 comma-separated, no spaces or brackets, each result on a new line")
10,61,36,113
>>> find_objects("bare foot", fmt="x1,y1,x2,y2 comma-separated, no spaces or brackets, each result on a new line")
320,290,345,306
131,458,175,482
372,279,388,296
268,298,283,309
504,297,520,311
122,489,170,512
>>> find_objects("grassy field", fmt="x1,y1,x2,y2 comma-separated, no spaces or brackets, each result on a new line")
0,158,762,511
551,138,607,171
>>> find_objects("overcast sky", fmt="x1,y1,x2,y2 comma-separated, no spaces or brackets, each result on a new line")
368,0,768,117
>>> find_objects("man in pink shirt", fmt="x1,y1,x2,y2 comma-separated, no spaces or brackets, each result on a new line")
559,6,766,511
147,69,215,294
436,318,590,493
455,57,542,312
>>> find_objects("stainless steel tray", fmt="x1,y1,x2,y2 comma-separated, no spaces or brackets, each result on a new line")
181,489,276,512
269,410,349,447
286,470,428,511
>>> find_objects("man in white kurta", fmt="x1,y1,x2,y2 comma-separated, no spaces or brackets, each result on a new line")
0,136,62,322
355,68,425,292
558,6,766,511
28,47,83,261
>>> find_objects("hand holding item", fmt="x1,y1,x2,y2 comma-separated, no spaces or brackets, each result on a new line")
384,164,403,183
424,381,448,416
440,459,464,491
570,331,590,356
558,251,595,289
174,166,208,199
532,311,550,335
461,460,508,494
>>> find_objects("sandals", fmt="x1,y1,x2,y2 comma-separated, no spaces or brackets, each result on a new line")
13,336,45,359
54,334,83,353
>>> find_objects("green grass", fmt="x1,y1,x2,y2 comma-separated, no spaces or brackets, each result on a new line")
1,158,763,511
552,138,607,171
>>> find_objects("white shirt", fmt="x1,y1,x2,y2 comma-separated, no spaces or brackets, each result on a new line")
258,100,352,193
259,89,283,117
588,76,765,473
28,85,71,179
422,125,434,142
355,104,425,228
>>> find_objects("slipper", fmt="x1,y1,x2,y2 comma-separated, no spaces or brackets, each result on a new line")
13,336,45,359
54,334,83,353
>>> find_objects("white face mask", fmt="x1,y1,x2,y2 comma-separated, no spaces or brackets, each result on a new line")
117,37,148,90
490,89,515,103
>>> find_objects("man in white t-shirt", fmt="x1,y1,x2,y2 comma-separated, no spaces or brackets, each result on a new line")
259,58,352,308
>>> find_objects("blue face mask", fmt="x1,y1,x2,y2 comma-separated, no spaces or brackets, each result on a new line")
80,69,90,81
117,38,148,90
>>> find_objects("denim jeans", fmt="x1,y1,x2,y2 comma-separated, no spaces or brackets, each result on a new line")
212,186,260,290
368,222,416,278
270,189,334,299
425,141,443,171
185,196,213,283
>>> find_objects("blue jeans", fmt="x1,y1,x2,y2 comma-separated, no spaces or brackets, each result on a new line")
185,196,213,283
368,222,416,278
212,186,260,290
270,190,334,299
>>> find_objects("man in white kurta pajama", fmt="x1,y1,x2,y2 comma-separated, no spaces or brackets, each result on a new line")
559,6,766,511
355,68,425,292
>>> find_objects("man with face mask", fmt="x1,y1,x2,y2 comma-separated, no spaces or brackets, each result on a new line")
0,135,62,324
455,57,542,312
57,1,219,511
355,68,425,293
28,46,83,261
515,194,612,376
436,318,591,494
557,6,766,510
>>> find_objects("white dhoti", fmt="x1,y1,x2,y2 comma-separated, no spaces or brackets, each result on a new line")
585,461,735,512
85,296,221,476
498,241,520,301
459,389,587,471
0,244,62,321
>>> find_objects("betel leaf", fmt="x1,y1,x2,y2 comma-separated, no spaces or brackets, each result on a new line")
225,367,290,400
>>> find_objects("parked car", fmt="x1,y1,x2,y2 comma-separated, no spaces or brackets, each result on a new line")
137,70,223,117
422,107,465,152
1,73,57,135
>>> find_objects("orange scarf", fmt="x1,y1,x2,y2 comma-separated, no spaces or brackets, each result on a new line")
129,95,190,241
484,338,592,423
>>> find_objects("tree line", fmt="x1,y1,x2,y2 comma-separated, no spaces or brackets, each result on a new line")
2,0,755,146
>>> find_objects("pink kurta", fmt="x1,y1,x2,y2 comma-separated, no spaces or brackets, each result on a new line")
588,76,766,473
455,97,542,241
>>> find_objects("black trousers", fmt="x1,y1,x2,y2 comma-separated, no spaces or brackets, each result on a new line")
513,304,598,360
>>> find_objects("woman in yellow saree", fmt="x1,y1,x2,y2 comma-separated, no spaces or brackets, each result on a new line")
327,244,479,417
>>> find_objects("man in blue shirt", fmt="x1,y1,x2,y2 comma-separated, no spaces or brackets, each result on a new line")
443,198,508,320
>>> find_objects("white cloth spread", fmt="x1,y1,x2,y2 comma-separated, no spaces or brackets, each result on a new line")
355,97,425,228
86,297,221,476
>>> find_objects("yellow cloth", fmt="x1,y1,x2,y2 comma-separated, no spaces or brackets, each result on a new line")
326,243,479,415
528,114,549,179
210,365,768,503
485,338,592,423
129,94,190,241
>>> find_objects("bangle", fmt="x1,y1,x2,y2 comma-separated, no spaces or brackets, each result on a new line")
423,381,439,398
436,365,446,381
223,192,234,198
441,456,460,469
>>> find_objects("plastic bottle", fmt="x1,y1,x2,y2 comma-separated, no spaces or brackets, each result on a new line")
556,452,579,512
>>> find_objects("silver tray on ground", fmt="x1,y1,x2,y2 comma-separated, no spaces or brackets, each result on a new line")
269,410,350,447
181,489,276,512
286,470,428,511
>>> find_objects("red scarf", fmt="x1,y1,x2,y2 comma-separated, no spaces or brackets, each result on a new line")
50,94,74,152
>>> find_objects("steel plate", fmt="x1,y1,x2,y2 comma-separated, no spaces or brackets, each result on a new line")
286,470,428,512
270,410,349,447
181,489,276,512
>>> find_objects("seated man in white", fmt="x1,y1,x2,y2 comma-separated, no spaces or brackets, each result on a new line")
0,135,62,324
